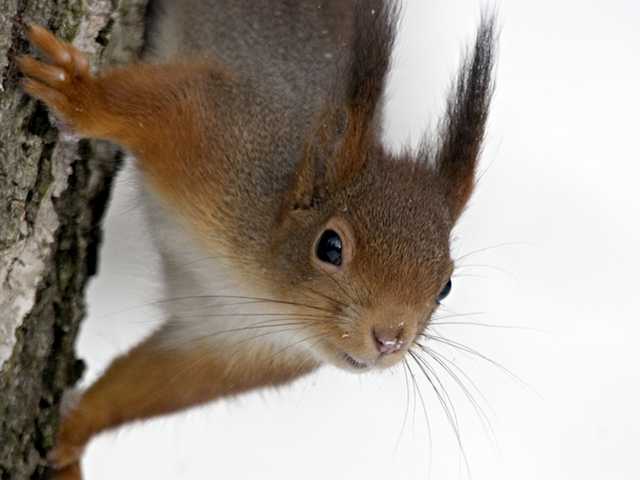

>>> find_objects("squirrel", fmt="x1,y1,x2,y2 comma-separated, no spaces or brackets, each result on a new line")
17,1,495,478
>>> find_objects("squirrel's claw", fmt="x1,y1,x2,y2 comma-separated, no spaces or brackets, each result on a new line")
26,24,73,67
18,24,91,92
17,55,69,88
47,441,85,471
18,24,96,132
24,24,90,79
19,76,70,114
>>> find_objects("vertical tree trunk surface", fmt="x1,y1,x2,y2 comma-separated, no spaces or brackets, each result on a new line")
0,1,146,478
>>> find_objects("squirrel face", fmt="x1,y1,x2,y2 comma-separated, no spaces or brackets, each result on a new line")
263,145,456,372
248,6,495,371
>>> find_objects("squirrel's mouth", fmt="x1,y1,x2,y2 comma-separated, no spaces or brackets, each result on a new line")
342,352,370,370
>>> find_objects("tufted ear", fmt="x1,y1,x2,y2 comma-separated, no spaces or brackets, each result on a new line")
344,0,398,127
283,0,399,213
283,107,347,211
431,15,497,221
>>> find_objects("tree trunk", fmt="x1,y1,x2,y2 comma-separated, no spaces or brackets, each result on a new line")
0,1,147,478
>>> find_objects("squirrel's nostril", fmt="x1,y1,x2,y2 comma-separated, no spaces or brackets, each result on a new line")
373,327,404,355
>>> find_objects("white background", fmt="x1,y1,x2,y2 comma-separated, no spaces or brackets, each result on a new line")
79,1,640,479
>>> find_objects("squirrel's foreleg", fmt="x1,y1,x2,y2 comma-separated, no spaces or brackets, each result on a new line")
19,24,236,220
49,325,317,477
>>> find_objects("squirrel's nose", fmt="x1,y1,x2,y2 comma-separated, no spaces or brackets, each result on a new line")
373,327,404,355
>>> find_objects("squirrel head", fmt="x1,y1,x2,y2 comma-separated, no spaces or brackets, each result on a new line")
257,4,496,371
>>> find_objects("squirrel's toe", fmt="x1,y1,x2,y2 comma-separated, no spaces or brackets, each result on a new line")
49,462,83,480
47,443,84,470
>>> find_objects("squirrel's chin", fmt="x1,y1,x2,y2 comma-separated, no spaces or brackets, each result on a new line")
309,338,408,373
323,349,407,373
340,352,372,372
310,345,371,373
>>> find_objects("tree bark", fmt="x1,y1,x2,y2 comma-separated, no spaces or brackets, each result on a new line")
0,1,147,478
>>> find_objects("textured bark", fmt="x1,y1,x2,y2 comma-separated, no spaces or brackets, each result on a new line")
0,1,147,478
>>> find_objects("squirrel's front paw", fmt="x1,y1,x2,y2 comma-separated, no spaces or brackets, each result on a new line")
47,389,86,470
17,24,95,129
49,462,83,480
47,439,85,470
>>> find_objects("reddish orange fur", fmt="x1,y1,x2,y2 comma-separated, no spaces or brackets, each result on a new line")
19,24,321,480
17,5,496,476
19,25,231,235
50,332,316,472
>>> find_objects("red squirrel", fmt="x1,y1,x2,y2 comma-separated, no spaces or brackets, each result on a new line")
18,1,495,478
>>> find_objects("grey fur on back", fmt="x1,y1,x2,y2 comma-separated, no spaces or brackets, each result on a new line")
144,0,355,109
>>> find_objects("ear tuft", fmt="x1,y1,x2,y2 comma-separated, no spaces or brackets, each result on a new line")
283,2,400,216
283,107,346,213
326,1,400,188
347,0,400,118
428,13,497,220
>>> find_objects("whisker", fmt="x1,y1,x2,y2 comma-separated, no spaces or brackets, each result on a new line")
354,267,374,308
420,344,496,445
423,345,494,417
300,285,351,311
176,253,254,268
404,359,433,472
226,325,314,361
394,360,413,453
454,242,527,264
320,268,360,309
454,263,512,277
408,350,471,479
429,321,542,333
174,312,337,320
422,333,534,393
161,319,319,348
432,311,487,321
128,326,315,416
95,294,337,320
452,273,487,280
410,350,460,432
266,332,330,364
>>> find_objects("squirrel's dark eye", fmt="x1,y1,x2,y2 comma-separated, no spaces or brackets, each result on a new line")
437,279,452,303
316,230,343,266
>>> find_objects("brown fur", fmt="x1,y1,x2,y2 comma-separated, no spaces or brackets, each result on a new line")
49,330,317,470
17,3,496,478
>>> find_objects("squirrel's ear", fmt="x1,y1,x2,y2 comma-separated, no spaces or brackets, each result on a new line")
345,0,398,126
431,16,496,221
284,2,400,212
283,107,350,212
